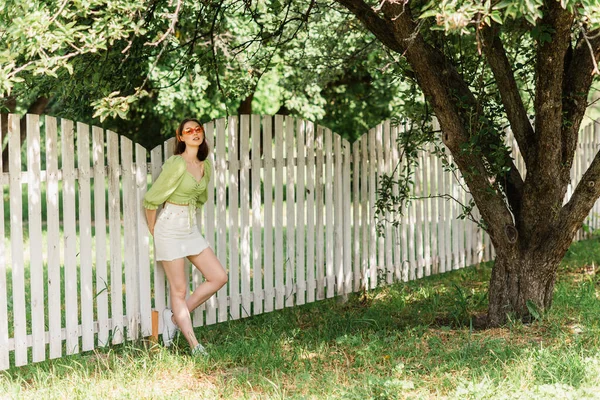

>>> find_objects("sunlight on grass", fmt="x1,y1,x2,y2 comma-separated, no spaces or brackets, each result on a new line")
1,238,600,399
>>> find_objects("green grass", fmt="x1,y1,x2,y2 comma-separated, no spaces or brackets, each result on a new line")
1,239,599,399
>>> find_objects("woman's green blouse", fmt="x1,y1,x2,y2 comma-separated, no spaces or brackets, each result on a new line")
143,155,212,210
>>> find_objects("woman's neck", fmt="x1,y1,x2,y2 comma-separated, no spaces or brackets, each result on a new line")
182,146,199,160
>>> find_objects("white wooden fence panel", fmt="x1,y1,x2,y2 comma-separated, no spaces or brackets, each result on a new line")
334,134,343,295
285,116,296,306
0,115,8,370
216,118,229,322
391,126,402,281
251,115,263,315
46,116,62,358
4,113,600,370
343,139,352,293
274,115,285,309
424,148,433,277
305,121,316,303
9,115,27,366
263,115,274,312
61,119,79,355
296,119,306,305
415,150,424,279
360,136,369,288
121,136,138,339
150,145,166,332
107,130,124,344
27,115,45,362
325,128,334,298
368,128,377,288
204,122,217,325
383,121,393,284
228,116,241,320
376,124,385,285
352,140,361,292
135,143,152,337
240,116,251,318
77,122,94,351
315,126,325,300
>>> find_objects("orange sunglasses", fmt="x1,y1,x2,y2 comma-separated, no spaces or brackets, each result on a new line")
182,126,204,135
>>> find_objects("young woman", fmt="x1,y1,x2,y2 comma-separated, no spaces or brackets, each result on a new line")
143,118,228,356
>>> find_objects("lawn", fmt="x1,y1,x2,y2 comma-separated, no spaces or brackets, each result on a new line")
0,238,599,399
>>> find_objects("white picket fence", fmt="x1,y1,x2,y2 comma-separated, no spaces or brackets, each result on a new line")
0,113,598,370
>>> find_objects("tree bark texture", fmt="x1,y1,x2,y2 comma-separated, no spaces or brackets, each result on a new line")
335,0,600,326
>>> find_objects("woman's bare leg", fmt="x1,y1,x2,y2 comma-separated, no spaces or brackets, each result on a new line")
186,248,228,313
161,258,199,348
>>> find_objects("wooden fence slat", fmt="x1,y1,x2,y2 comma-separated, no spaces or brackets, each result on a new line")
352,140,361,291
430,150,439,275
121,136,138,339
305,121,316,303
263,115,274,312
315,125,325,300
0,114,8,369
325,128,334,298
444,156,453,272
251,115,263,315
334,133,343,295
135,143,152,337
275,115,285,308
360,135,369,288
107,130,124,344
46,116,62,358
296,119,306,305
150,145,166,331
9,115,27,366
343,139,352,293
376,124,385,286
391,126,402,281
216,118,229,322
26,115,45,362
61,119,79,354
240,116,251,317
423,147,432,276
383,121,393,284
368,128,377,288
228,116,241,320
415,150,424,279
204,122,217,325
77,122,94,351
285,116,296,306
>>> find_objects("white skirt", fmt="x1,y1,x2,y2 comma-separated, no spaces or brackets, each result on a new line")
154,203,210,261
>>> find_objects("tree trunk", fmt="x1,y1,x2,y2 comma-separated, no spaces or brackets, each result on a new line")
487,245,563,326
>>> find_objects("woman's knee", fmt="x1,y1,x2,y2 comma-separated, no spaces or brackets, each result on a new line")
169,284,188,300
212,270,228,288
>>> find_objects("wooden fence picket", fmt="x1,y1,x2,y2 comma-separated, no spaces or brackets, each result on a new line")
27,115,45,362
286,116,296,306
263,115,274,312
46,116,62,359
9,115,27,366
296,119,306,305
76,122,94,351
107,130,124,344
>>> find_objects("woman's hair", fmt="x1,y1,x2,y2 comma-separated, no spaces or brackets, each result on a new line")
174,118,209,161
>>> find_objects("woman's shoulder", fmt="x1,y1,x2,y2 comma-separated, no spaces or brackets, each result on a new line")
162,154,186,173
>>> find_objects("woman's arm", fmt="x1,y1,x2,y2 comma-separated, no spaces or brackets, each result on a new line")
145,208,157,236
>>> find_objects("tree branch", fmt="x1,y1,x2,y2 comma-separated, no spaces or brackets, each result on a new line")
336,0,518,249
561,29,600,180
333,0,406,54
481,25,534,165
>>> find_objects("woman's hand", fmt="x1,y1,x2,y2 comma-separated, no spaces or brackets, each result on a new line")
145,208,157,237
